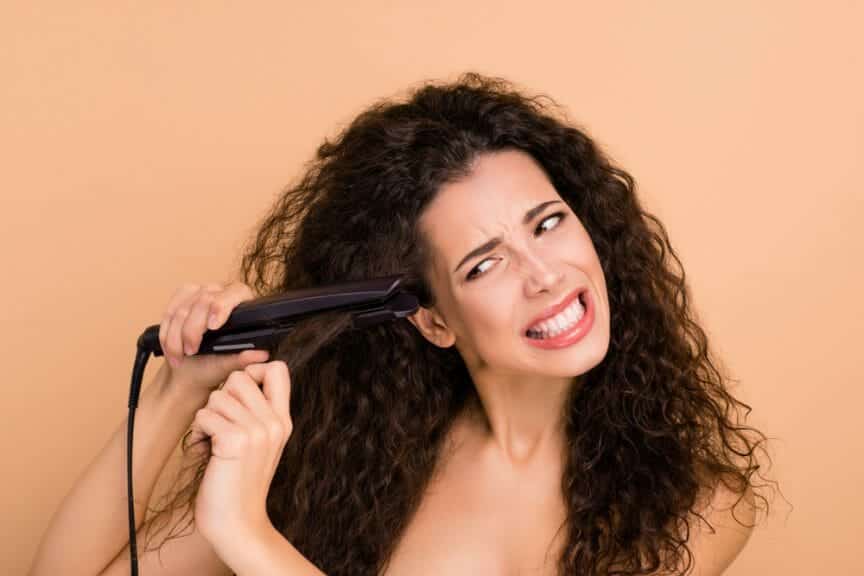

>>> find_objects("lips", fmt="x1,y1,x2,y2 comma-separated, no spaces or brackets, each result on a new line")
523,287,589,334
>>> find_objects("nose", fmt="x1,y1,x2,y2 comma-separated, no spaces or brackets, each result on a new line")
518,250,564,295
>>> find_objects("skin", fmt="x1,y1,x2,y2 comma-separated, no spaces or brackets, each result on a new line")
152,149,752,575
398,149,756,576
398,148,612,574
408,148,611,469
33,149,751,575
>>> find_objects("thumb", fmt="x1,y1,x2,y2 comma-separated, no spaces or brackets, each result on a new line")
218,348,271,374
186,348,271,387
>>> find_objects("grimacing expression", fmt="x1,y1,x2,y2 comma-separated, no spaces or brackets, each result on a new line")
409,149,610,379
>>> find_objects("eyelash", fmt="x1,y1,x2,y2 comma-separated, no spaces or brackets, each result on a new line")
465,211,567,282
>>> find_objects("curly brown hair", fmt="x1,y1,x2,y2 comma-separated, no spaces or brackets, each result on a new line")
141,72,779,575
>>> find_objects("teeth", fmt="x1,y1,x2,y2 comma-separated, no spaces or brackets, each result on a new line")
527,296,585,338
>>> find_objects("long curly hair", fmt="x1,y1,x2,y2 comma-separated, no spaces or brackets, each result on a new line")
141,71,779,575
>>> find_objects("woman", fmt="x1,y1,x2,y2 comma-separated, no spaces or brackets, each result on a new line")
31,72,776,576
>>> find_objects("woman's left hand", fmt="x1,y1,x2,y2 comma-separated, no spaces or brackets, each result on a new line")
187,361,294,551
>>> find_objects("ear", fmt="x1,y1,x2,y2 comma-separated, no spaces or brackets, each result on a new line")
407,306,456,348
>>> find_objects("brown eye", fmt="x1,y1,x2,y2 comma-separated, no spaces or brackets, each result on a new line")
466,258,497,281
465,212,567,282
465,212,568,282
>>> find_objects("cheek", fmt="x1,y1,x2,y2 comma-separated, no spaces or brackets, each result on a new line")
466,293,522,343
560,227,593,256
558,232,602,275
458,284,512,328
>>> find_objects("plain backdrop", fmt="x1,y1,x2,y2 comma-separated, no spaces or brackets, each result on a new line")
2,1,861,574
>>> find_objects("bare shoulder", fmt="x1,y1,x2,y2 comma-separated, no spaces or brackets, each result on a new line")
682,480,758,576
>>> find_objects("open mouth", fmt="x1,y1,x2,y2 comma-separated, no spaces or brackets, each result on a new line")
524,288,590,341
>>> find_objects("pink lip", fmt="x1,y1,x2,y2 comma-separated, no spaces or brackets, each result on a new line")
523,288,594,349
523,287,586,334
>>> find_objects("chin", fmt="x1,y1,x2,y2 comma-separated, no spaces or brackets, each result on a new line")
526,336,609,378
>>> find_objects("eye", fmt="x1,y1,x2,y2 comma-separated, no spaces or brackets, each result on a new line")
464,211,567,282
536,211,566,234
465,258,496,281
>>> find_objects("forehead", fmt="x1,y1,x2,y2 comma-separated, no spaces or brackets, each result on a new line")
420,149,560,265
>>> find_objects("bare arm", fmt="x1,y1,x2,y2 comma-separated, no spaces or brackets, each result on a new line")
30,281,289,575
97,494,233,576
28,363,212,576
98,513,326,576
217,524,327,576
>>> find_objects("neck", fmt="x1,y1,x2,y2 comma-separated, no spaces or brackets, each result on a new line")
462,371,577,468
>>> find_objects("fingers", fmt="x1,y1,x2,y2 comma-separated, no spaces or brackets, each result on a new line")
221,370,279,427
158,281,255,369
206,282,256,330
159,283,200,366
190,364,292,457
183,287,221,356
243,362,292,433
189,409,242,459
160,283,219,367
205,389,258,429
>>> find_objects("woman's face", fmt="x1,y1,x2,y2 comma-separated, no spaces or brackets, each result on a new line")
411,148,610,380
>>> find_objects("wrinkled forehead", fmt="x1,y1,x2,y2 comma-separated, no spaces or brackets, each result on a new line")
418,150,560,274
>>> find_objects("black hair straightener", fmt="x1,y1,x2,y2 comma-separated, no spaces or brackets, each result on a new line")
125,274,419,575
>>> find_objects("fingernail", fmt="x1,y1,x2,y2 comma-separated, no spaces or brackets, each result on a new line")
184,344,194,356
208,314,218,329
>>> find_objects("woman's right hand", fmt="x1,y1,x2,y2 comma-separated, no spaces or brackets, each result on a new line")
157,281,272,396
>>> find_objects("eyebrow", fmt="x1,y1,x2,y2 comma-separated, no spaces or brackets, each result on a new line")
452,200,563,274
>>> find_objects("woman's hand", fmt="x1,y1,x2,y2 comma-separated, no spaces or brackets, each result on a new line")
156,281,272,397
187,361,294,555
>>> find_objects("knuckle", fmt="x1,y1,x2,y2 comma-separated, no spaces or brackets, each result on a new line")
230,281,255,300
168,284,199,312
175,284,197,300
224,370,250,388
267,361,290,380
266,419,285,439
207,389,226,406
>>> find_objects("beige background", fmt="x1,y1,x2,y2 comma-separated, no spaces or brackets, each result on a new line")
2,1,861,574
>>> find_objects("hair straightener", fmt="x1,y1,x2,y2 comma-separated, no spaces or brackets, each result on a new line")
125,274,419,575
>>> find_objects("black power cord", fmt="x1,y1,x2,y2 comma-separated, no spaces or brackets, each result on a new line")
126,345,151,575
